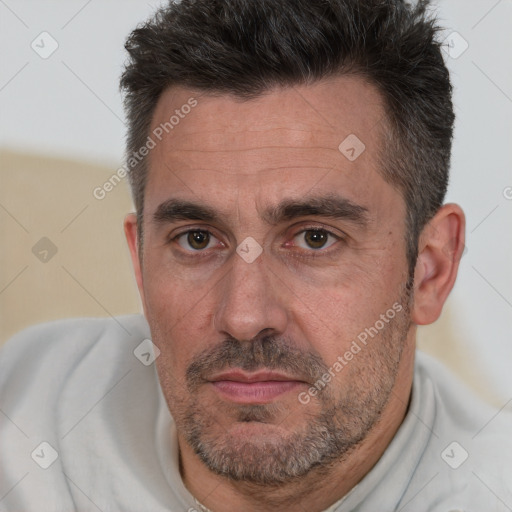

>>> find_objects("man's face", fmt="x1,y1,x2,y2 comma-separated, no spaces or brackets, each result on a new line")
133,77,415,484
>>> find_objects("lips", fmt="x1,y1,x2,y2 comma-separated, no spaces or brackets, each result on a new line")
208,370,305,404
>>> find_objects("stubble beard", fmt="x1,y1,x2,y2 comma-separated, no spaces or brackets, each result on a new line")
164,288,412,486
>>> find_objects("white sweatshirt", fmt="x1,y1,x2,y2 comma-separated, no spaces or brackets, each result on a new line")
1,315,511,511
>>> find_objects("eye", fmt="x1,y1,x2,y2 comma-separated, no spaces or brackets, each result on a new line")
292,229,338,250
176,230,219,251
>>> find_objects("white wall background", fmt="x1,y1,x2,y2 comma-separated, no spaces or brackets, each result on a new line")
1,1,511,401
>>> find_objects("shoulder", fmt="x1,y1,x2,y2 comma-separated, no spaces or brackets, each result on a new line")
411,351,512,509
416,350,512,438
1,314,150,356
0,315,150,377
0,315,166,508
0,314,153,417
0,314,152,418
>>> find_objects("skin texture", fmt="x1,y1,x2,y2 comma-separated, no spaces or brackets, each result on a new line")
124,76,465,512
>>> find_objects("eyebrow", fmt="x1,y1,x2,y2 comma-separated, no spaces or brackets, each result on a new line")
152,195,369,227
263,195,369,227
153,199,218,224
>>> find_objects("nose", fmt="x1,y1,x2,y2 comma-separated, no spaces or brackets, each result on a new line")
213,249,288,342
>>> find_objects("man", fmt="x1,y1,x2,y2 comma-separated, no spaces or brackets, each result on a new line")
1,0,511,510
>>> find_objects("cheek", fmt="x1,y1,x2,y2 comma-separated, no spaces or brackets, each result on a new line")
142,267,217,373
142,240,219,326
288,287,365,363
287,262,404,362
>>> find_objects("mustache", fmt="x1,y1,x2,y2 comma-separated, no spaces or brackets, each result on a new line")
186,334,329,391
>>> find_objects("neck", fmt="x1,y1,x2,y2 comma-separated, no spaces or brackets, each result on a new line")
181,345,415,512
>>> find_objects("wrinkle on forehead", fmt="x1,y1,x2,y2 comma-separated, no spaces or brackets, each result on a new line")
148,77,385,181
144,76,397,231
150,76,385,149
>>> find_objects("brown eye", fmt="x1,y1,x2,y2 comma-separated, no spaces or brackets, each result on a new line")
187,230,210,250
303,230,328,249
175,230,214,251
292,229,337,250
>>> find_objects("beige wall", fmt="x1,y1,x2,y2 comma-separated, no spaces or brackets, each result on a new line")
0,151,141,343
0,150,499,406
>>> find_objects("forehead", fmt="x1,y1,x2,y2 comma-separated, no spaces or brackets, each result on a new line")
145,76,393,214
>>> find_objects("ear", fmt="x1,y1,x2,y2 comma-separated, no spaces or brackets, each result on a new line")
124,213,146,310
411,203,465,325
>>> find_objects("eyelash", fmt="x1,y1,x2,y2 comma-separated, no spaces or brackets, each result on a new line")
286,225,344,259
169,227,223,254
169,225,345,256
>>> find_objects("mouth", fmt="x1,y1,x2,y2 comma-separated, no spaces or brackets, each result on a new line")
207,370,306,404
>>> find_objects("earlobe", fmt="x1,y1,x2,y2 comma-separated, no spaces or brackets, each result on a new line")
411,203,465,325
124,213,146,307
